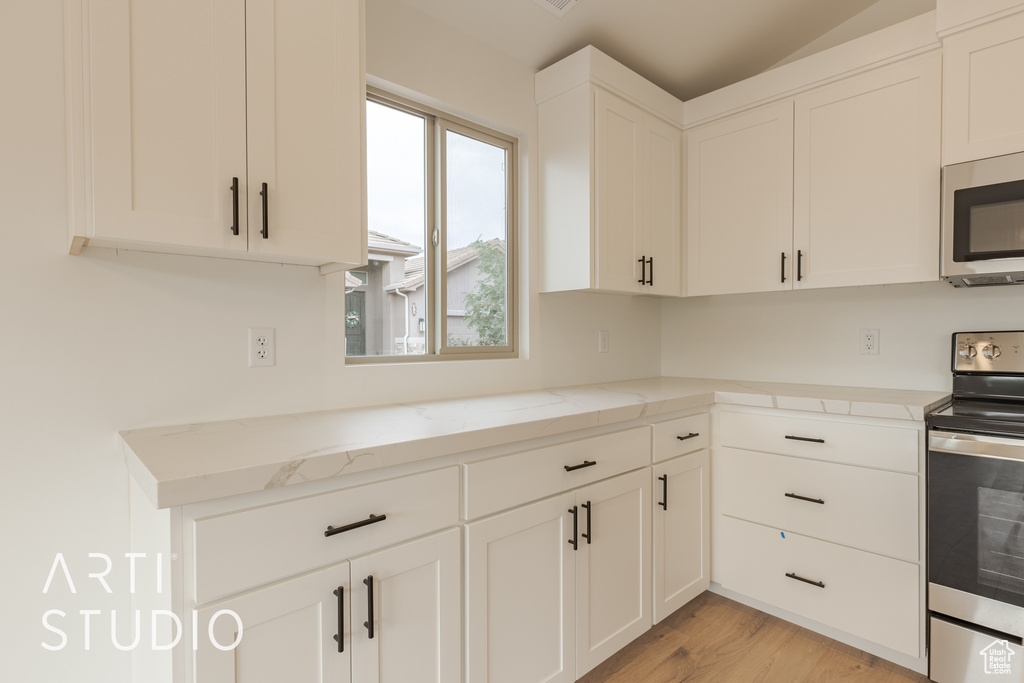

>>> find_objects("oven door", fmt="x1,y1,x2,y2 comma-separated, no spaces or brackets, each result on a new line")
929,430,1024,636
942,153,1024,285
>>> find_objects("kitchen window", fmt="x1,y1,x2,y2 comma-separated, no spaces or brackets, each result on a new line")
345,89,517,362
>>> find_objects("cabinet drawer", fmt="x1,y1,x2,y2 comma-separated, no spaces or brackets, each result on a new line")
193,467,459,604
717,516,920,657
718,449,918,560
652,414,709,462
464,427,650,520
719,411,919,472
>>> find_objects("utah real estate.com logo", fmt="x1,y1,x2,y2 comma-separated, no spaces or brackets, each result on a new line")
981,639,1016,676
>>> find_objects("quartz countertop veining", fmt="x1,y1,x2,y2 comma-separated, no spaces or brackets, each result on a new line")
119,377,950,509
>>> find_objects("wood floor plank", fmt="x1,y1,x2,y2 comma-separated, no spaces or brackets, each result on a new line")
577,592,929,683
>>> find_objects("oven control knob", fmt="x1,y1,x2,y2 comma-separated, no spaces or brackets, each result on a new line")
959,345,977,359
983,344,1002,360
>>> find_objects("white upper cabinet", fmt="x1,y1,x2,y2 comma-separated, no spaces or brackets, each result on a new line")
943,10,1024,164
537,47,683,297
684,51,940,296
64,0,366,268
685,102,794,297
793,52,941,289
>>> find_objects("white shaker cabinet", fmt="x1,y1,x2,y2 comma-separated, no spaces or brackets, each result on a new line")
652,450,710,624
537,47,682,297
349,529,462,683
684,52,940,296
943,10,1024,164
198,563,352,683
64,0,366,267
685,102,794,296
792,52,941,289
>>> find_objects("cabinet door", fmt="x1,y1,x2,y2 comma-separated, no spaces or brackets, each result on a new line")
350,528,461,683
83,0,248,252
575,469,652,677
197,562,350,683
653,451,710,624
686,102,794,296
944,12,1024,164
465,493,576,683
245,0,365,265
793,52,941,289
594,89,642,294
643,115,682,297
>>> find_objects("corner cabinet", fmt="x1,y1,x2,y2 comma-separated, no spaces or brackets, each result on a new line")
537,47,682,297
63,0,366,268
685,51,941,296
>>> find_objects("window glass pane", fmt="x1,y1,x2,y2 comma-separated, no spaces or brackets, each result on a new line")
445,131,508,348
347,101,427,357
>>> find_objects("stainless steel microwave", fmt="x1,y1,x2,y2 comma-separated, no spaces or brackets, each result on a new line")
943,151,1024,287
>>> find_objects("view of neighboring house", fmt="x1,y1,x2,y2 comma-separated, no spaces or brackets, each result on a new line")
345,231,505,356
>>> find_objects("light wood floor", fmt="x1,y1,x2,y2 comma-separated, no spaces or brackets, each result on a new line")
577,592,930,683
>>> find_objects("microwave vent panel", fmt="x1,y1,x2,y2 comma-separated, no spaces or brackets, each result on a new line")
533,0,579,17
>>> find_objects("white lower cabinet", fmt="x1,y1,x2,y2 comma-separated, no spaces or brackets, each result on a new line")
350,529,462,683
465,469,652,682
198,562,351,683
196,529,459,683
652,450,710,624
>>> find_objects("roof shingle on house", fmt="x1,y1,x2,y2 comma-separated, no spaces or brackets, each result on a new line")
395,238,505,291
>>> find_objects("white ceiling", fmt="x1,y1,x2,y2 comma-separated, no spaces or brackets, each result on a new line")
395,0,936,100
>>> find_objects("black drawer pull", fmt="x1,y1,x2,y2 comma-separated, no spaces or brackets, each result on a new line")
785,435,825,444
325,513,387,537
676,433,700,441
259,182,269,239
785,492,825,505
797,249,804,281
658,474,668,510
229,177,239,235
568,505,578,551
332,586,344,653
581,501,592,544
646,256,654,286
638,256,646,285
564,460,597,472
786,572,825,588
363,575,374,639
780,251,786,283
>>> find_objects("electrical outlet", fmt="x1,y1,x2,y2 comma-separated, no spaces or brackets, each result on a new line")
598,330,610,354
860,328,879,356
249,328,275,367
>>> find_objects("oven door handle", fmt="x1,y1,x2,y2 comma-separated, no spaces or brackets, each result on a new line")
930,430,1024,462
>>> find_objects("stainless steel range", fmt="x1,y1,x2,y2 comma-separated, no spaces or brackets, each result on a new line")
928,331,1024,682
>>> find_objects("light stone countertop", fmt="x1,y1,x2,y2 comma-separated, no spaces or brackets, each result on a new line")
119,377,950,509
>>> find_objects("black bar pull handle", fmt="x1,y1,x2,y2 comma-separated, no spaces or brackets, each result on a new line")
259,182,269,239
637,256,646,285
797,249,803,281
786,572,825,588
325,513,387,537
564,460,597,472
568,505,578,551
676,433,700,442
363,575,374,639
785,435,825,444
781,252,786,283
229,177,239,235
332,586,344,653
647,256,654,286
581,501,592,544
785,492,825,505
658,474,668,510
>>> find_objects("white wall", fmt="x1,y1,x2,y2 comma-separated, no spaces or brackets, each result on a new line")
0,1,659,680
662,280,1024,392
